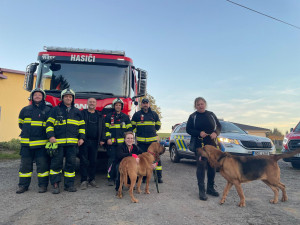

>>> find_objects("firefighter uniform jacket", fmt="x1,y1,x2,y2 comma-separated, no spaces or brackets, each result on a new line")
105,111,132,144
131,108,161,143
18,102,51,148
46,103,85,145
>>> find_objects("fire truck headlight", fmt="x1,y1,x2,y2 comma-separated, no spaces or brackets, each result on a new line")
283,137,288,146
104,104,112,109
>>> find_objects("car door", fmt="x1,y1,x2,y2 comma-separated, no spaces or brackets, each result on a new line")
174,123,191,156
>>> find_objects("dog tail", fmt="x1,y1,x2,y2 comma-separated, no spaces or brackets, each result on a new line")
273,148,300,161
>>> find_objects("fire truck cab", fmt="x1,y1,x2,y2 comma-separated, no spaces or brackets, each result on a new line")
24,46,147,116
23,46,147,156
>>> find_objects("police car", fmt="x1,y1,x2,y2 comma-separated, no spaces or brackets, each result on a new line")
169,121,276,163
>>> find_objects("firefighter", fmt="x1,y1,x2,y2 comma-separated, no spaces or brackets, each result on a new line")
79,97,105,190
16,88,51,194
131,98,163,183
46,88,85,194
105,98,132,186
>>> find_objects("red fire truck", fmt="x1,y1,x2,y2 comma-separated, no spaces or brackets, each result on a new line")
23,46,147,153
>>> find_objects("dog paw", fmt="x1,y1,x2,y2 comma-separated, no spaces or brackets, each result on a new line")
238,202,246,207
269,199,278,204
145,190,150,194
136,189,141,194
219,200,225,205
281,196,288,202
131,198,139,203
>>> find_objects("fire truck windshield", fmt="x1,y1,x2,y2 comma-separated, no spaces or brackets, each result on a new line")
37,62,128,97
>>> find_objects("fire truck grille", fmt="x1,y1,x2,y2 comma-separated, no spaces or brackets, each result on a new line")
288,140,300,151
240,141,272,149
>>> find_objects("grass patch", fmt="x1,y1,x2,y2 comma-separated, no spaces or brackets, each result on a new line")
0,139,20,160
157,133,171,139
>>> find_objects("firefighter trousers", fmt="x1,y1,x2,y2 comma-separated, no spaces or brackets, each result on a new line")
106,144,119,181
50,145,76,188
18,146,50,188
79,140,98,182
138,142,162,179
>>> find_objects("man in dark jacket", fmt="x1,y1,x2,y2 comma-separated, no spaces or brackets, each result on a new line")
46,88,85,194
79,97,105,190
17,88,51,194
105,98,132,186
131,98,163,183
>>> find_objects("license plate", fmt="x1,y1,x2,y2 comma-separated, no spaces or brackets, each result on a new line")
253,151,269,156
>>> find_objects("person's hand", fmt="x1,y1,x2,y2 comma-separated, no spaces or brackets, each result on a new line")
135,157,140,163
100,141,105,146
107,139,112,145
200,131,208,138
210,132,217,139
49,137,56,143
151,163,157,169
78,139,84,146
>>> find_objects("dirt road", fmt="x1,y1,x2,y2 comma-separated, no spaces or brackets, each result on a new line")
1,150,300,225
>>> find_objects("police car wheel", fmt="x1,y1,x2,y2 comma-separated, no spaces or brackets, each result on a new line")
170,145,180,163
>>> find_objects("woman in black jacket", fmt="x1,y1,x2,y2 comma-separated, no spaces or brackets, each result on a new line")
186,97,221,201
115,131,142,192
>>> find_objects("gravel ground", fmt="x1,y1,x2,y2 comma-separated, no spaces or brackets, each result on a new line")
0,149,300,225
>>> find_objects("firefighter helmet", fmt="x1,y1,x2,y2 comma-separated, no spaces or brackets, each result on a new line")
30,88,46,101
112,98,124,110
60,88,75,100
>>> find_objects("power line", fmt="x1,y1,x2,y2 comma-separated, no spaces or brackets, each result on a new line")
226,0,300,30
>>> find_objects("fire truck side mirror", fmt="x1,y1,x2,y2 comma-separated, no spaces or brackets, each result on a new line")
24,63,39,91
136,68,147,97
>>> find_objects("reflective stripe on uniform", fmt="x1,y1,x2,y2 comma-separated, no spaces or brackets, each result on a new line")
24,118,32,123
136,121,155,126
155,121,161,125
64,171,75,177
155,166,162,171
47,117,55,124
29,140,48,146
50,169,62,175
67,119,79,125
78,120,85,125
38,171,49,177
131,121,136,125
111,138,124,143
46,126,54,133
136,136,157,142
66,138,78,144
79,129,85,134
19,172,32,177
18,118,24,124
30,121,44,126
126,124,132,129
20,138,29,144
108,124,121,128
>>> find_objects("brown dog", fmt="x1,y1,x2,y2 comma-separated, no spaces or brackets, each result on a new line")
117,142,165,203
198,145,300,207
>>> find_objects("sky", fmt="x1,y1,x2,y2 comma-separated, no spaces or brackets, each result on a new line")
1,0,300,134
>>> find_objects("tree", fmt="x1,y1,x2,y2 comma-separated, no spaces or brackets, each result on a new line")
139,93,162,119
266,128,284,140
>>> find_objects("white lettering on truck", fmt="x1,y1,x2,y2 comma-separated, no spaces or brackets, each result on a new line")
75,103,88,109
70,54,96,62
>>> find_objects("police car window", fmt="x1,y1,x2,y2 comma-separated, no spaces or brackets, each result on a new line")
173,126,181,133
178,124,186,133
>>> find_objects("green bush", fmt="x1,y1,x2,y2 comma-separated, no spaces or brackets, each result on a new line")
0,138,21,152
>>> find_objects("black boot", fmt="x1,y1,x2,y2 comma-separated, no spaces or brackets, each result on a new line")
207,183,219,197
198,184,207,201
16,186,28,194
